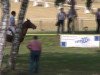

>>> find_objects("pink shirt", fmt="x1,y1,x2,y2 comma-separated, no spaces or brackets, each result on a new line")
27,40,42,51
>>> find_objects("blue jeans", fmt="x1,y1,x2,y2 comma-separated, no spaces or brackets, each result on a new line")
57,20,65,33
29,50,41,74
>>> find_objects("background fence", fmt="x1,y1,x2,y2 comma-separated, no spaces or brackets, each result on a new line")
0,18,96,33
27,18,96,32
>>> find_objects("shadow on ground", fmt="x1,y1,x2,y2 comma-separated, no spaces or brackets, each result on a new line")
2,51,100,75
32,31,99,34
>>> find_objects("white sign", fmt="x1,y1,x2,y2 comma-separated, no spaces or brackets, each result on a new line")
60,35,100,48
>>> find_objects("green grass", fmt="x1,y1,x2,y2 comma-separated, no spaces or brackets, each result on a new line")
2,35,100,75
27,29,98,34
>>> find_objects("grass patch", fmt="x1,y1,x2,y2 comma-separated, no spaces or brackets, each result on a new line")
2,35,100,75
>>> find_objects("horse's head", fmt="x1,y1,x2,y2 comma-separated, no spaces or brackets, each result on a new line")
23,19,36,29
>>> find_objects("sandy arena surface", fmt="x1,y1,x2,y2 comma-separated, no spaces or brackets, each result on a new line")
0,1,100,32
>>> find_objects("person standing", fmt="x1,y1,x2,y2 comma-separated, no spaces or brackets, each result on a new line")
67,6,77,33
85,0,94,13
56,7,66,33
27,36,42,74
95,8,100,33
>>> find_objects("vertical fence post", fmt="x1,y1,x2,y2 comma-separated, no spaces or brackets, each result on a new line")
39,20,43,31
81,19,84,31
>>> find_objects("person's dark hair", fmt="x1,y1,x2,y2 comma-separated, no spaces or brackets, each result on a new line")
11,11,16,15
33,36,38,40
60,8,64,10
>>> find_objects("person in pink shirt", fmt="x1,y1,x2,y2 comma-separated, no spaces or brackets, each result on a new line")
27,36,42,74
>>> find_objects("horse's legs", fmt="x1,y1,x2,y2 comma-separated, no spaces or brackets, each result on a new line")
71,19,75,33
67,18,72,33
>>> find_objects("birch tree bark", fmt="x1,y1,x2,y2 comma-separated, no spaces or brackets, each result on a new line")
9,0,29,70
0,0,10,74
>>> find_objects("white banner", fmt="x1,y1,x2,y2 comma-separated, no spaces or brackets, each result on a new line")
60,35,100,48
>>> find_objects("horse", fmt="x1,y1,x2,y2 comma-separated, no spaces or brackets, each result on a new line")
6,19,36,43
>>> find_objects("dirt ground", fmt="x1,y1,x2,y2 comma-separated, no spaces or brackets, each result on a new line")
0,1,100,32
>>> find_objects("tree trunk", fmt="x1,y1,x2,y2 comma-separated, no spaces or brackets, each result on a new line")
0,0,10,74
9,0,29,70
